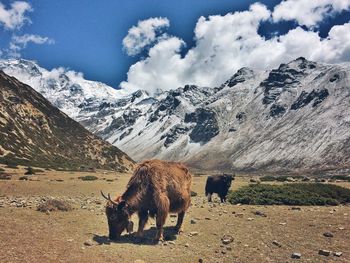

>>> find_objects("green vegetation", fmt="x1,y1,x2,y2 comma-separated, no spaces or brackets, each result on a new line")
227,183,350,206
330,175,350,182
260,175,308,182
260,175,276,182
25,167,35,175
5,164,18,169
78,175,98,181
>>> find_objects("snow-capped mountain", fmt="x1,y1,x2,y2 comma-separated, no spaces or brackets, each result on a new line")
0,71,134,171
0,59,127,118
1,57,349,173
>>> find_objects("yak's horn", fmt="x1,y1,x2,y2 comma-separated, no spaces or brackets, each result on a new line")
101,190,118,205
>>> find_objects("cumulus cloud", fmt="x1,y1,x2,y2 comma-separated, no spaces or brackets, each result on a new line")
120,2,350,95
8,34,55,57
0,1,32,30
122,17,170,56
273,0,350,27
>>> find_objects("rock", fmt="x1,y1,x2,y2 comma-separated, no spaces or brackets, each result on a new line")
189,231,199,237
291,253,301,259
226,247,232,251
318,250,331,256
291,207,301,211
168,241,176,245
235,213,244,218
190,219,197,224
253,211,267,217
247,217,254,221
323,232,333,238
279,222,286,226
338,226,344,230
198,259,203,263
83,240,94,246
185,243,189,248
272,240,282,247
250,178,261,183
221,235,234,245
28,176,39,181
333,252,342,257
67,238,74,242
204,217,211,220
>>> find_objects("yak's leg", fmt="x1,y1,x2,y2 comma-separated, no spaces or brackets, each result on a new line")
155,213,167,242
175,211,185,234
207,193,212,202
155,195,170,242
136,210,148,238
220,194,227,203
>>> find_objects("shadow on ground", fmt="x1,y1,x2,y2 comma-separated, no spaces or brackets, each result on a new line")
93,226,178,246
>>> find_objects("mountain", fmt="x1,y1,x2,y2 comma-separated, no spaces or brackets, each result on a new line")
0,59,127,118
0,70,134,171
1,58,349,173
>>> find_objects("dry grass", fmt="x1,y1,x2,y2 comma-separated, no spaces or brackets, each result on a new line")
0,166,349,263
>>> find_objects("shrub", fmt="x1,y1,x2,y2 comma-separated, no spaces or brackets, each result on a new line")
330,175,350,182
5,164,18,169
227,183,350,206
260,175,276,182
37,199,73,212
275,176,289,182
0,173,12,180
25,167,35,175
78,175,98,181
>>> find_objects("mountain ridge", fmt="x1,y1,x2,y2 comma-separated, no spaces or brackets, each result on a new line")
1,57,349,173
0,70,134,171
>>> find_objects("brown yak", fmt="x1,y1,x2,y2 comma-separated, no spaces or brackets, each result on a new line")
101,159,192,241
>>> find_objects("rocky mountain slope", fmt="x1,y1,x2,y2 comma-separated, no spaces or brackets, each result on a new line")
0,71,134,171
1,58,349,173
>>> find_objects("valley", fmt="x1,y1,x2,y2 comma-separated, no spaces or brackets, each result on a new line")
0,165,349,263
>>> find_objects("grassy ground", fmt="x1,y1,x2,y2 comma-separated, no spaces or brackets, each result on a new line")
0,165,349,263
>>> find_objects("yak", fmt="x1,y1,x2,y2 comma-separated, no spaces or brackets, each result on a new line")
101,159,192,242
205,174,235,202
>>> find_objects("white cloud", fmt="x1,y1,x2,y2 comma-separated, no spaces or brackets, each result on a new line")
120,2,350,95
0,1,32,30
8,34,55,57
273,0,350,27
122,17,170,56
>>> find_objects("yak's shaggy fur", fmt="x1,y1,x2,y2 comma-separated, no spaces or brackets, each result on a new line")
103,159,192,241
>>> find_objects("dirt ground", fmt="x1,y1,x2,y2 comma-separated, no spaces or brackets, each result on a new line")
0,165,349,263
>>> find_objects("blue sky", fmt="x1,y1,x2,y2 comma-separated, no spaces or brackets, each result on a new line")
0,0,350,92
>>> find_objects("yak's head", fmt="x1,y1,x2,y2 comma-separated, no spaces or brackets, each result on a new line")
101,191,134,240
223,174,235,188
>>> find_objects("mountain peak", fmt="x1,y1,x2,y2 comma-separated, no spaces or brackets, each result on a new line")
0,71,134,171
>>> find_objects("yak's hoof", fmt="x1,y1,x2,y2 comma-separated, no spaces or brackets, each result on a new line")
134,237,143,244
176,228,184,235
